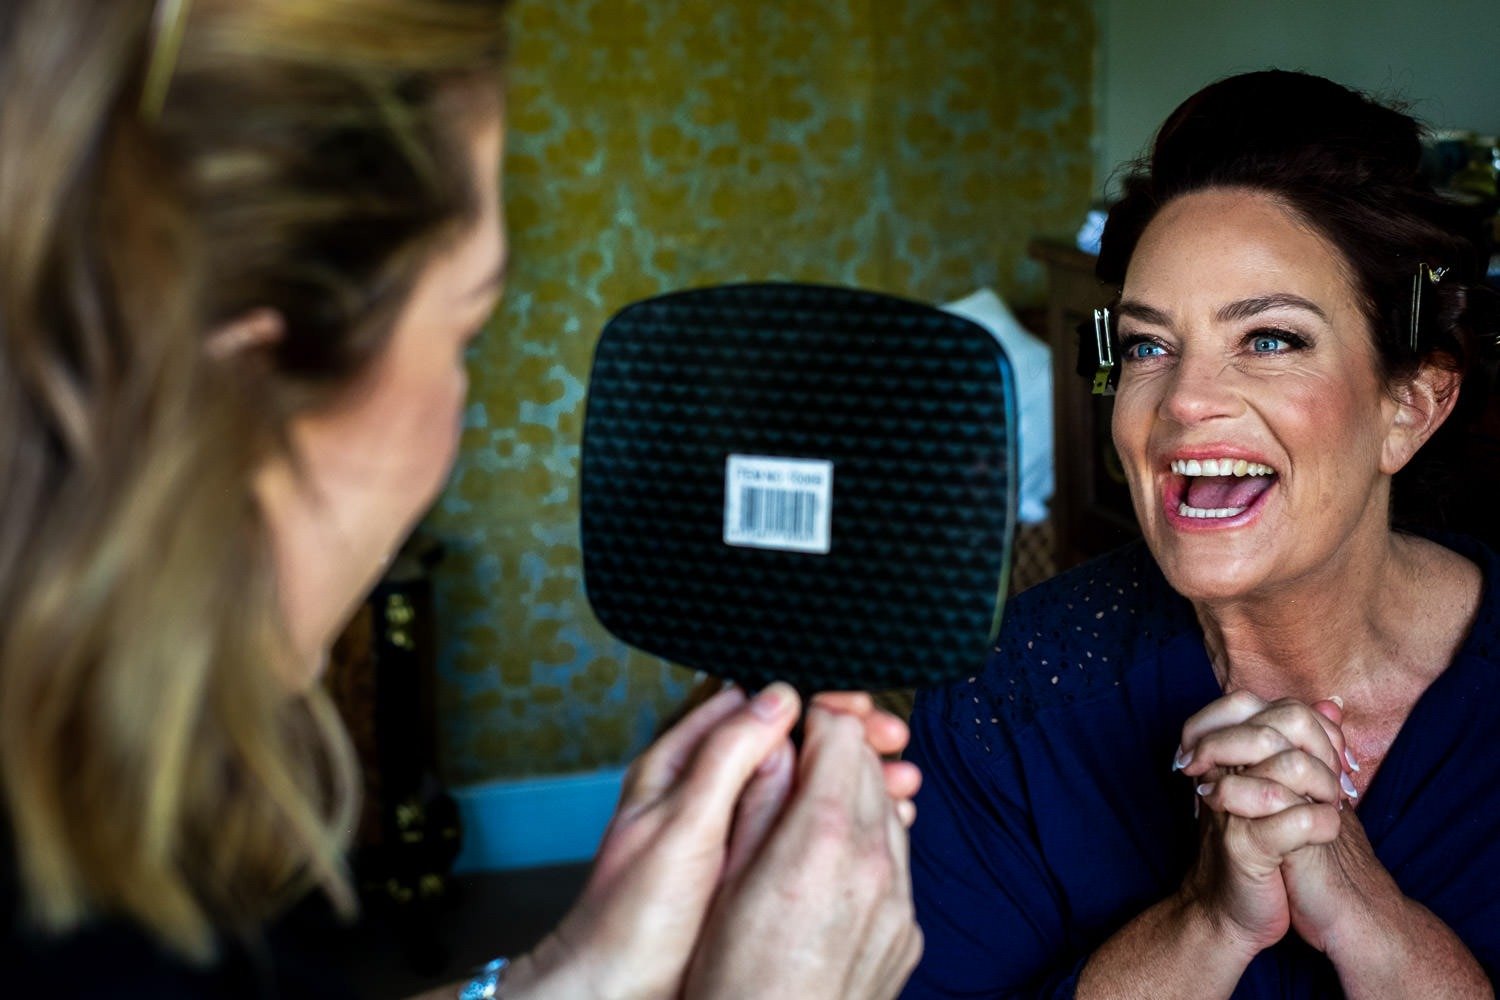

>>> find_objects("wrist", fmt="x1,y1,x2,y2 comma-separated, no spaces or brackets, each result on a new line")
1079,889,1261,1000
1307,853,1407,967
1172,886,1268,969
499,934,620,1000
499,940,581,1000
1315,888,1405,971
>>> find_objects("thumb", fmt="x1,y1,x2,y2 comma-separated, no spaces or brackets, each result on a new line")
1311,696,1344,726
674,683,802,843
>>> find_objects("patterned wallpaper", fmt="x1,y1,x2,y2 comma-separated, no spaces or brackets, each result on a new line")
427,0,1096,782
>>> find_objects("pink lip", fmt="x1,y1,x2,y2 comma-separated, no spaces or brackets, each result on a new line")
1158,444,1279,532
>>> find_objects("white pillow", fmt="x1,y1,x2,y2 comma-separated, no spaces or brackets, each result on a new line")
940,289,1054,524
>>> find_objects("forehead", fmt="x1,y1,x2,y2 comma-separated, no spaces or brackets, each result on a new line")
1125,187,1357,308
424,116,507,295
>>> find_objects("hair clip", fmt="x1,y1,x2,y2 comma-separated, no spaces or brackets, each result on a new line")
1408,262,1448,353
1091,306,1116,396
140,0,193,122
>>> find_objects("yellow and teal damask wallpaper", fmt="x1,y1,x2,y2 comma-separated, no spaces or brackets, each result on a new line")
426,0,1096,782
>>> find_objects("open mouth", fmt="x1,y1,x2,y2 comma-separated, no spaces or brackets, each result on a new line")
1168,457,1278,521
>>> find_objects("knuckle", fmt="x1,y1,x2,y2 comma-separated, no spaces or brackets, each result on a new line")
908,926,926,970
1228,689,1265,712
1253,724,1289,755
1268,697,1311,726
697,714,763,766
865,844,898,884
817,706,865,740
1285,804,1316,837
1257,780,1288,813
1278,750,1312,783
868,881,915,928
617,757,659,809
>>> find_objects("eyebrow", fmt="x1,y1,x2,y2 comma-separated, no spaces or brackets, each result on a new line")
1115,300,1172,326
1115,293,1328,327
1215,293,1327,324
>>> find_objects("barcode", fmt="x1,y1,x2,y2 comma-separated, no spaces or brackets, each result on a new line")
723,454,832,554
739,486,819,542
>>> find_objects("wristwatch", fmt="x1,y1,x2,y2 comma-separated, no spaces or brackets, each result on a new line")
458,957,509,1000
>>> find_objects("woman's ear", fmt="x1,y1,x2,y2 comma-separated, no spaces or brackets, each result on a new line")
205,308,284,361
1380,364,1463,475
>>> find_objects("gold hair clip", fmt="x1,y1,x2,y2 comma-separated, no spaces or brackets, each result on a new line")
140,0,193,121
1408,262,1449,353
1091,306,1116,396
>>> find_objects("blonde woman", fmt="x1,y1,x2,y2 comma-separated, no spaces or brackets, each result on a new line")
0,1,923,996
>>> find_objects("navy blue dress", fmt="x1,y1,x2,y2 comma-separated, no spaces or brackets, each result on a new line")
902,537,1500,998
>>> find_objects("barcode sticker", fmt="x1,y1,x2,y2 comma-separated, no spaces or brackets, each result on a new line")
723,455,834,554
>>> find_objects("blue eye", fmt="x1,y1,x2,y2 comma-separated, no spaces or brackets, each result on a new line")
1126,341,1166,360
1252,334,1287,353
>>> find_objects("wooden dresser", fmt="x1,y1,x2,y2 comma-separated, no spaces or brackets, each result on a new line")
1028,238,1140,570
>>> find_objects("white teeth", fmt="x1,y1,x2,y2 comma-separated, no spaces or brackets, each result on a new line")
1178,502,1249,519
1170,458,1275,477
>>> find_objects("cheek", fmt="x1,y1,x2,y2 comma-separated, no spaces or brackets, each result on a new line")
422,367,469,475
1110,388,1153,466
1277,375,1374,459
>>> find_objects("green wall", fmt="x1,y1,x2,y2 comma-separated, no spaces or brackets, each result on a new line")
1097,0,1500,191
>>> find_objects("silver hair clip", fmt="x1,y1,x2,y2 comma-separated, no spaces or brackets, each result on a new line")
1409,263,1449,353
1091,307,1116,396
140,0,194,121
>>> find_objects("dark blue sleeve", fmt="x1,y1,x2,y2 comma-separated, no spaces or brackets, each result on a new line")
900,685,1087,999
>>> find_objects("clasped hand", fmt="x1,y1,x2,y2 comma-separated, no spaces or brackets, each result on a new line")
506,683,923,1000
1174,690,1391,961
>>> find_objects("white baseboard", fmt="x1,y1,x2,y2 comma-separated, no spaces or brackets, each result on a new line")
451,767,625,872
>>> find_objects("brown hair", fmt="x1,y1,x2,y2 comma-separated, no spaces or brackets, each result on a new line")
0,0,507,959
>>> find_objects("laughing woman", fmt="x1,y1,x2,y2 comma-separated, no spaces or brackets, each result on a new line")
902,71,1500,998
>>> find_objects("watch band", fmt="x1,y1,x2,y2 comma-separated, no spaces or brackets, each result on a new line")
458,957,509,1000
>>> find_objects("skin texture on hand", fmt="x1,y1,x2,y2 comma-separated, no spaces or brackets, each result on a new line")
683,703,923,1000
1078,690,1467,1000
1181,692,1491,999
491,685,920,1000
1176,692,1347,953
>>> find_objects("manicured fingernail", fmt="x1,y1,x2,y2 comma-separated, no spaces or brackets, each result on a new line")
751,682,796,720
1172,746,1194,771
1344,747,1360,773
1340,772,1359,799
1327,695,1345,709
1195,782,1215,797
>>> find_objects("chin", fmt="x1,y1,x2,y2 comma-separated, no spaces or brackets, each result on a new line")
1156,559,1268,604
1141,525,1273,604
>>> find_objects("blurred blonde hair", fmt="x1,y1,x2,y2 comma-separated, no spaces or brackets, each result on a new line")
0,0,508,960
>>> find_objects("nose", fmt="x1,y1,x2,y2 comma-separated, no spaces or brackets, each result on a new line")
1157,350,1240,426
